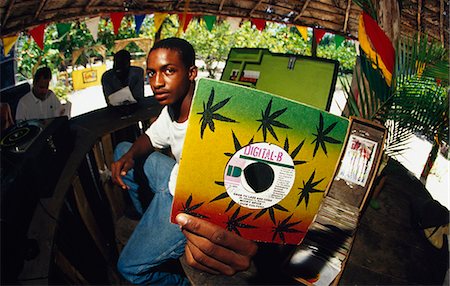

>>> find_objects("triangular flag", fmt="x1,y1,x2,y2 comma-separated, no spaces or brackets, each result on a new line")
110,12,125,35
86,16,100,41
56,23,72,38
226,17,241,32
295,25,308,41
335,35,345,48
154,13,168,33
177,13,194,33
2,35,18,56
203,15,216,31
29,24,45,50
251,18,266,31
134,14,146,35
313,28,326,45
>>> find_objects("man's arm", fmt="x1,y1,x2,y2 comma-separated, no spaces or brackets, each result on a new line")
176,213,258,276
101,72,114,104
111,134,154,189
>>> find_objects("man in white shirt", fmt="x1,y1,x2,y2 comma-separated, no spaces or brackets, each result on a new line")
15,67,65,122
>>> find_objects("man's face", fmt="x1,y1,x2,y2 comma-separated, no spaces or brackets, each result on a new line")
146,48,197,106
33,77,51,100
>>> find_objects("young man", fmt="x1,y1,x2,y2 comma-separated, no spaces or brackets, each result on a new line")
101,49,144,106
111,38,257,284
15,67,65,121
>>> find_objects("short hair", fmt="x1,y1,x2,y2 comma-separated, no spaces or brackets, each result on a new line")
33,67,51,82
150,37,195,68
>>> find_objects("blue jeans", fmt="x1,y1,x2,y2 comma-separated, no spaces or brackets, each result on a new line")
114,142,188,285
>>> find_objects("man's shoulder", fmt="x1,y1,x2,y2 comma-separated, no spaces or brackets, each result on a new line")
102,69,115,80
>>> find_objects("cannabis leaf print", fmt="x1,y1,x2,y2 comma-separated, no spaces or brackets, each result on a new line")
284,137,307,165
181,194,208,219
296,170,325,208
224,130,254,157
253,204,289,224
272,214,303,243
197,87,237,138
312,113,342,157
210,180,236,212
226,207,257,236
256,99,291,142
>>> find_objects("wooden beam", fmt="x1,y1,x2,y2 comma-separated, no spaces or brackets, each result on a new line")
86,0,98,9
439,0,444,44
2,0,18,27
34,0,48,20
249,0,264,17
294,0,312,22
417,0,422,38
219,0,226,11
343,0,352,33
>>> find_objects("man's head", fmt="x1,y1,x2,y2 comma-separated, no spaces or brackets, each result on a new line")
146,38,197,106
32,67,52,100
113,49,131,82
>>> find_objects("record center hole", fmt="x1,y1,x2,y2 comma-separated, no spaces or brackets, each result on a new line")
244,162,274,193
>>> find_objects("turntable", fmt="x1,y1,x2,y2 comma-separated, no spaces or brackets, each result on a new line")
0,120,45,153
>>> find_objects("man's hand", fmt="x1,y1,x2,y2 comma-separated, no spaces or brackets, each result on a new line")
111,155,135,190
176,213,258,276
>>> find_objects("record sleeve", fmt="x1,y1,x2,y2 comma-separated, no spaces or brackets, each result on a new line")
170,78,349,244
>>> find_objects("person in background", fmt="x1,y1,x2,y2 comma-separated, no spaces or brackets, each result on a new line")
0,102,14,131
15,67,65,122
101,49,144,106
111,38,257,285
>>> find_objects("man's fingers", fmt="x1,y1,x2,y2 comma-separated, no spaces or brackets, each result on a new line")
176,213,258,257
182,228,251,272
184,241,228,275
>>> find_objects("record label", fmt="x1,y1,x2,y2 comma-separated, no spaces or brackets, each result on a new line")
224,142,295,209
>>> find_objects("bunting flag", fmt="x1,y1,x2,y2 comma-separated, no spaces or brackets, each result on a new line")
134,14,146,35
2,35,19,56
226,17,241,32
56,23,72,38
313,28,326,45
203,15,216,31
335,35,345,48
111,12,125,35
29,24,46,50
154,13,168,33
295,25,308,41
86,16,100,41
358,12,395,86
177,13,194,33
251,18,266,31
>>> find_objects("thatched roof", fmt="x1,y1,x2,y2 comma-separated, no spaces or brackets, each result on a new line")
1,0,448,43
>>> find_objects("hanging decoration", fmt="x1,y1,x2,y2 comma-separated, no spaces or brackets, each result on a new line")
177,0,192,35
177,13,194,34
203,15,216,31
2,35,19,56
358,12,394,86
335,35,345,48
251,18,266,31
226,17,241,32
56,23,72,38
295,25,308,41
154,13,168,33
313,28,326,45
134,14,146,35
110,12,125,35
29,24,46,50
86,16,100,41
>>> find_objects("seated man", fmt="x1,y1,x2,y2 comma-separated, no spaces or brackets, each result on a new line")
15,67,66,122
111,38,257,285
101,50,144,106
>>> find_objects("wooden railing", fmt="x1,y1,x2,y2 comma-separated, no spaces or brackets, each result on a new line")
17,98,162,284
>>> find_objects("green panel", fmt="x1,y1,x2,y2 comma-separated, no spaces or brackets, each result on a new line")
221,48,338,111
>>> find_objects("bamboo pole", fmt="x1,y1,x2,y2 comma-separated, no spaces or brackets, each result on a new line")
294,0,312,21
343,0,352,33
